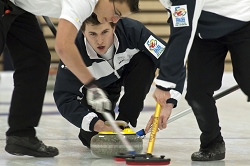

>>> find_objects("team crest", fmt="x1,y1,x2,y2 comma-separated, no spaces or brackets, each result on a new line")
144,35,165,59
171,5,189,27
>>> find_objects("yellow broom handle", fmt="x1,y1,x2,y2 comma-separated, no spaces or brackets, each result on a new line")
146,103,161,154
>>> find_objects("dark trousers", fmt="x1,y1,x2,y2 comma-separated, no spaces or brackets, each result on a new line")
79,52,157,148
0,1,51,136
185,23,250,148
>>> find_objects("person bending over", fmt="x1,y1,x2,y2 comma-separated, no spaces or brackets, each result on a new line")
53,13,186,148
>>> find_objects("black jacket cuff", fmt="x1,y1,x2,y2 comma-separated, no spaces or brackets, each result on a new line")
156,85,171,91
166,98,177,108
85,78,100,89
89,117,99,131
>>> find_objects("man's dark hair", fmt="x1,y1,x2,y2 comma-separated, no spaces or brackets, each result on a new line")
81,13,116,31
112,0,140,13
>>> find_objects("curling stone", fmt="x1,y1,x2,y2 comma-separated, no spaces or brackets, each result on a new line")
90,121,143,158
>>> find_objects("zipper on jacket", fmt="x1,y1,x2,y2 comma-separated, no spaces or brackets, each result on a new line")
114,70,120,79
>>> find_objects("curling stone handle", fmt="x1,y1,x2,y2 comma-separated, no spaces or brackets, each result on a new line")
104,120,128,128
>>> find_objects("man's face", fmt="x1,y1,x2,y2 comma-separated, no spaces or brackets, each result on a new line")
83,22,115,55
94,0,131,23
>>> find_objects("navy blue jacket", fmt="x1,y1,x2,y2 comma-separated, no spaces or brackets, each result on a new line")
53,18,186,131
156,0,250,90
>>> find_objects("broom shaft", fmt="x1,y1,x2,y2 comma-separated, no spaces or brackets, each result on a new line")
43,16,57,36
167,84,240,124
146,103,161,154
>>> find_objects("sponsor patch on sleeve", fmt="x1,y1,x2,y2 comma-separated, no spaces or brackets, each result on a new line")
144,35,165,59
171,5,189,27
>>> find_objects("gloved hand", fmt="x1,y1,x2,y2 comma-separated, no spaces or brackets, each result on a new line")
85,79,111,113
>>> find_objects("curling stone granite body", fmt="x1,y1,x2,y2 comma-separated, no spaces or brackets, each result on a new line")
90,127,143,158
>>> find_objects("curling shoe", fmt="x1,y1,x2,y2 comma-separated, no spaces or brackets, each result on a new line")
5,136,59,157
191,141,225,161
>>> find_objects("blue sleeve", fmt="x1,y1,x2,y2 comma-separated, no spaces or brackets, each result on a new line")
156,0,203,89
118,18,187,103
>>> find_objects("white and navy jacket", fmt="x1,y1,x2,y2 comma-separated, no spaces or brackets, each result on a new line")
155,0,250,90
53,18,186,131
